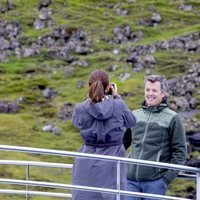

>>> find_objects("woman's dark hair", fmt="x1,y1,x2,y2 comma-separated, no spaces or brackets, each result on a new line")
88,70,109,103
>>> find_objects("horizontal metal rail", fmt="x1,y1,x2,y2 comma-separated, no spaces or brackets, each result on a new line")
0,178,190,200
0,160,195,180
178,172,197,180
0,160,73,169
0,189,72,198
0,145,199,173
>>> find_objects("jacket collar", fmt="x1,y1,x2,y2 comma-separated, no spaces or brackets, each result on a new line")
142,98,168,112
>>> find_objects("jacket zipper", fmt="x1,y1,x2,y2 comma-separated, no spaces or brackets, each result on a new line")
156,150,161,162
135,108,152,181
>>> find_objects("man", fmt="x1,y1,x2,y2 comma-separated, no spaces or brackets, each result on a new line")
124,75,187,200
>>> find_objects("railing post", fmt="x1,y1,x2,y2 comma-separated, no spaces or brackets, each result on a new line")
116,160,120,200
197,171,200,200
26,165,30,200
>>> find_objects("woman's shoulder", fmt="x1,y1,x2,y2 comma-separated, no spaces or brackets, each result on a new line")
112,97,126,108
74,98,90,112
74,102,84,112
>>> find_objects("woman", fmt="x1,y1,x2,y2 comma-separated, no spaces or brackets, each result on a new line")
72,69,136,200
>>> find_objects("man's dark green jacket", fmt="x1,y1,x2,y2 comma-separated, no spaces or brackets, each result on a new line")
124,101,187,185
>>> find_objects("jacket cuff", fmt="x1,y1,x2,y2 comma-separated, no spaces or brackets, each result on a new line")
163,170,179,185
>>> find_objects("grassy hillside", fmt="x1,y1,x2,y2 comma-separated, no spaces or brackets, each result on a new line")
0,0,199,199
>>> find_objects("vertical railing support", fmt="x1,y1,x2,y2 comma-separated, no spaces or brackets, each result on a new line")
116,160,120,200
26,165,30,200
197,171,200,200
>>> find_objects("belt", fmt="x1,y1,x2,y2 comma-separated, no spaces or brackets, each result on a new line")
84,141,122,147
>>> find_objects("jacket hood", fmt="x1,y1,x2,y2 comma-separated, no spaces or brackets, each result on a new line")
82,97,114,120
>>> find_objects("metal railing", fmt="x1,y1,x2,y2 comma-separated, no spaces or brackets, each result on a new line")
0,145,199,200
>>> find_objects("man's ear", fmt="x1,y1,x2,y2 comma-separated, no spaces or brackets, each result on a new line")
162,92,166,98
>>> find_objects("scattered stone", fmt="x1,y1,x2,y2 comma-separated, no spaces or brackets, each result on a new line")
7,0,15,10
33,19,45,30
115,9,128,16
33,7,53,30
42,124,54,132
58,102,74,120
113,25,143,44
179,4,193,11
76,80,85,89
107,64,118,72
16,96,25,103
0,101,19,113
143,55,156,66
113,49,120,54
151,13,162,24
127,0,136,3
171,97,190,111
65,67,75,77
75,45,88,55
38,26,89,60
0,50,10,62
0,0,15,13
71,60,88,67
185,41,198,51
42,88,56,99
119,72,131,82
39,8,52,20
38,0,52,10
52,126,61,135
188,133,200,147
22,47,37,57
42,124,61,135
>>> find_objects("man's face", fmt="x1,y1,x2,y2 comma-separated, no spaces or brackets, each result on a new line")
144,81,165,107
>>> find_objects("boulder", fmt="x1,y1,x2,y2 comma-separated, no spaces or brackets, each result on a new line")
188,133,200,147
0,101,19,113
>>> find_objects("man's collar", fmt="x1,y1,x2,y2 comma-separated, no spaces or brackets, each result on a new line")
142,97,168,112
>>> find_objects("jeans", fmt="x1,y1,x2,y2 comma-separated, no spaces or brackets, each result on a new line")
126,178,167,200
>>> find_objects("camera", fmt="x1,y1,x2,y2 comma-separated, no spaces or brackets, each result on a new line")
107,83,115,95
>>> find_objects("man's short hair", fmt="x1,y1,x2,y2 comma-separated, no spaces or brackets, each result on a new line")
144,75,168,93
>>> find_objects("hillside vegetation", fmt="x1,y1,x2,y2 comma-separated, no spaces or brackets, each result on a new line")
0,0,199,199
